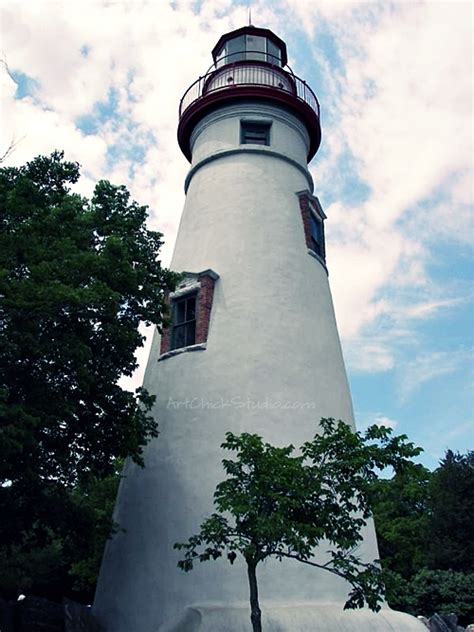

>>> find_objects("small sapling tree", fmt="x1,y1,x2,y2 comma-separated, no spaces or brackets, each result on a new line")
174,418,422,632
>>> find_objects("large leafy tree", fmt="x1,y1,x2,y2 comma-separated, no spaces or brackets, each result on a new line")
427,450,474,572
0,151,177,599
371,450,474,624
370,463,431,578
175,418,421,632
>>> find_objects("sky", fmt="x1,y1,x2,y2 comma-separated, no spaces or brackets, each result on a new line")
1,0,472,470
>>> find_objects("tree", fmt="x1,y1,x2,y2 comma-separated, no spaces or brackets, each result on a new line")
0,460,122,603
0,151,178,599
370,450,474,623
427,450,474,572
382,569,474,627
370,463,431,578
174,418,422,632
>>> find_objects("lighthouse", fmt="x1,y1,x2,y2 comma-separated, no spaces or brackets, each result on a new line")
94,26,425,631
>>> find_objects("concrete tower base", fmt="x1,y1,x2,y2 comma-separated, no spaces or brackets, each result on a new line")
159,604,426,631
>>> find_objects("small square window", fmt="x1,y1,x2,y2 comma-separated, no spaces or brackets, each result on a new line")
241,121,271,146
171,294,197,350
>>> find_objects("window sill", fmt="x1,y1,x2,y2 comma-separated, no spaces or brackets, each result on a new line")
158,343,207,362
307,248,328,275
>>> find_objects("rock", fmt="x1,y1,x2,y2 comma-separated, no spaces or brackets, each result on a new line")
417,615,430,629
63,599,104,632
429,613,451,632
441,613,460,632
17,596,64,632
0,597,16,632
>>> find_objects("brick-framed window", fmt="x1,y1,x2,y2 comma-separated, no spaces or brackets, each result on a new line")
240,120,271,146
170,293,197,350
297,190,327,264
160,269,219,357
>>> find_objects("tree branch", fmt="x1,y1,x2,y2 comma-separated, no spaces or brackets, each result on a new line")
277,551,349,581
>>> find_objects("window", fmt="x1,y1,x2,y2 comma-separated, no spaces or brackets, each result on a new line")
171,293,196,350
216,35,282,68
267,40,281,65
245,35,266,62
296,191,327,266
309,214,324,258
241,121,271,146
159,269,219,358
225,35,245,63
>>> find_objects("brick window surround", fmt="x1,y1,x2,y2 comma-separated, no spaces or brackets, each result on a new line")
297,190,327,265
160,269,219,357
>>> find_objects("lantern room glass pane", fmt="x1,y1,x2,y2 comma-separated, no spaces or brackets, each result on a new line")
246,34,266,62
267,40,281,65
215,46,226,68
226,35,245,63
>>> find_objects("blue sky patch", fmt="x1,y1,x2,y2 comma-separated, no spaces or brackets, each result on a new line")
11,70,39,99
75,87,120,135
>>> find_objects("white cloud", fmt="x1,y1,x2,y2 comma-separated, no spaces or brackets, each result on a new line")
356,412,399,432
0,0,472,391
398,298,464,320
396,349,473,403
444,420,473,442
343,338,395,374
298,1,473,375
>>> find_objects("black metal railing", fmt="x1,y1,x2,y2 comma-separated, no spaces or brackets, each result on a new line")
179,60,320,120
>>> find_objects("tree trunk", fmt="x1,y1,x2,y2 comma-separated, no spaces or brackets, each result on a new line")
247,559,262,632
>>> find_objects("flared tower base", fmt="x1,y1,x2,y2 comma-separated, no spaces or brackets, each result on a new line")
156,604,426,632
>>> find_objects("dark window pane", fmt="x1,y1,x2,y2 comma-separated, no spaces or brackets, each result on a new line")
226,35,245,62
175,299,186,324
311,238,322,256
310,216,322,243
186,296,196,321
309,214,324,257
267,40,281,65
172,324,186,350
246,34,266,62
186,320,196,347
241,122,270,146
215,46,226,68
170,293,197,350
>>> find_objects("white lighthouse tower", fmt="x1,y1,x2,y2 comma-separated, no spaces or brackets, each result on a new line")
94,26,425,632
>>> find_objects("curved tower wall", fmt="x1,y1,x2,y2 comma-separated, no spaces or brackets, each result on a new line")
93,100,379,630
94,72,425,629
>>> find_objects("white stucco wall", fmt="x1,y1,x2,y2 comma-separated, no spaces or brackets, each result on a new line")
93,102,425,632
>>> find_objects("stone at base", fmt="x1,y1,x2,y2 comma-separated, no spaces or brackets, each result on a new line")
158,604,427,631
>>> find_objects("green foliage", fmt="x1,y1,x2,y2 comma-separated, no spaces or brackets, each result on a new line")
383,569,474,626
175,419,421,630
370,463,431,577
0,464,122,601
0,151,177,600
371,450,474,622
427,450,474,572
